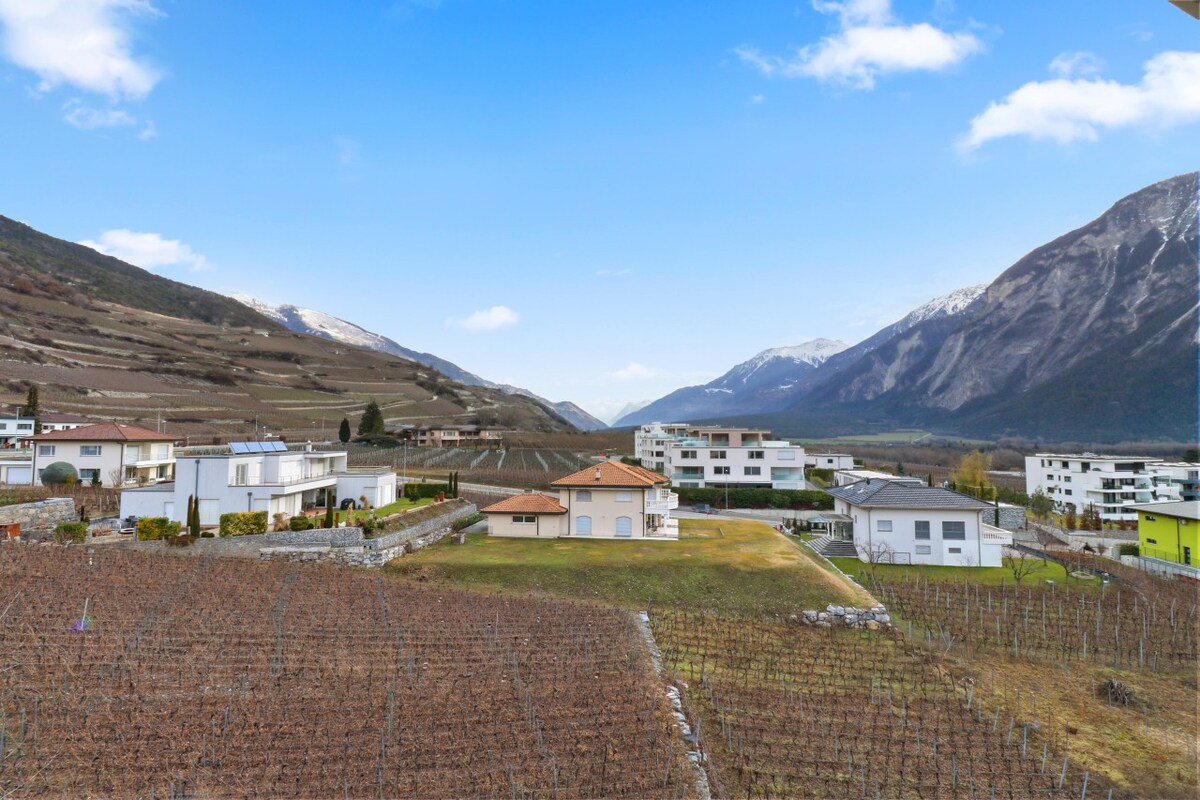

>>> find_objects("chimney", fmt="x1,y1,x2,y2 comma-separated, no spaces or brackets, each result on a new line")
594,467,602,481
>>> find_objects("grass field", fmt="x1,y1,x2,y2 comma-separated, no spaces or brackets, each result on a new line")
800,429,993,446
389,518,872,616
828,556,1097,587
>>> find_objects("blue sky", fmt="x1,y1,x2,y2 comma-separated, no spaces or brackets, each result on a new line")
0,1,1197,421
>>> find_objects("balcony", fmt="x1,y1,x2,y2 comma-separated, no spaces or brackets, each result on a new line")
646,488,679,513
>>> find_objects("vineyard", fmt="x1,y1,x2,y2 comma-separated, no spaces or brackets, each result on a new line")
870,574,1197,670
348,445,598,487
650,612,1113,800
0,546,691,798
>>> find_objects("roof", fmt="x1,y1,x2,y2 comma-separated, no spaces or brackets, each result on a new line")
826,479,994,511
481,493,568,515
31,422,176,442
1129,501,1200,522
551,460,668,488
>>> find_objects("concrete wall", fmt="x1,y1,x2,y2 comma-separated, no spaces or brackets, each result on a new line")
0,497,76,531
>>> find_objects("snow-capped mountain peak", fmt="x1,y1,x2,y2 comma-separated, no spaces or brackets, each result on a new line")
748,338,851,370
902,285,987,327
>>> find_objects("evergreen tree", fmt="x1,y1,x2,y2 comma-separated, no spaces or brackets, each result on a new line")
338,417,352,443
24,384,41,434
324,500,335,529
187,495,201,536
357,400,385,437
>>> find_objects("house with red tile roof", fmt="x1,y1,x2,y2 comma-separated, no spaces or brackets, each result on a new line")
481,460,679,539
30,423,176,487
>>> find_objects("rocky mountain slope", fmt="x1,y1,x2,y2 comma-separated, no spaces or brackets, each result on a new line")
773,172,1199,441
234,297,609,430
615,338,849,426
0,222,574,440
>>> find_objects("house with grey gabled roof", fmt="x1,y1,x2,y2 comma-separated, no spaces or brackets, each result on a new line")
820,479,1011,567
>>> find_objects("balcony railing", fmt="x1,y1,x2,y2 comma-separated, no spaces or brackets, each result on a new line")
646,489,679,512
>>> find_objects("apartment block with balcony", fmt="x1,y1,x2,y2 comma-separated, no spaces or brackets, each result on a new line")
30,423,175,488
1023,453,1198,522
412,425,504,448
120,442,396,526
634,423,805,489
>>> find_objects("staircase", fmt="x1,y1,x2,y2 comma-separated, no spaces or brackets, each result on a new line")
807,535,860,559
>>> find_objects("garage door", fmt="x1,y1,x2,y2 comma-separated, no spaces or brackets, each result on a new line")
5,467,30,484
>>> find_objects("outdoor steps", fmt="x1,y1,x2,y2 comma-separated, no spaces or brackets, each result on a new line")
808,535,860,559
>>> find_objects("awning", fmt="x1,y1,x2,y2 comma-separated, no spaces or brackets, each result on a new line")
809,513,853,524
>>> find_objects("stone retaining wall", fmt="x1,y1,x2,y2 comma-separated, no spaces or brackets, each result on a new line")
0,498,76,532
258,501,476,568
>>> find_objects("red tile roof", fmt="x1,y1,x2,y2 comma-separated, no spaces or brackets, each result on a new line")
551,460,667,488
481,493,568,514
31,422,176,442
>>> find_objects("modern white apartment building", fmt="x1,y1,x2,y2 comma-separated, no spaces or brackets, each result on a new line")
805,453,856,470
634,423,805,489
120,441,396,526
1024,453,1199,522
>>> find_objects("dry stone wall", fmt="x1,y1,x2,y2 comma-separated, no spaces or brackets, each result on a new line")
0,498,76,532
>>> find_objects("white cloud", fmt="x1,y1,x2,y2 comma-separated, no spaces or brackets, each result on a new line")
736,0,981,90
0,0,162,100
959,51,1200,150
609,362,658,382
137,119,157,140
78,229,211,272
750,93,765,104
448,306,520,331
1048,51,1104,79
62,102,136,130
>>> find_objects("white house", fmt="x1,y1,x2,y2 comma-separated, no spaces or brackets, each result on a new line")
821,479,1011,567
482,460,679,539
120,441,396,526
805,453,856,471
634,423,805,489
0,412,93,447
1024,453,1197,522
0,453,33,485
30,423,176,487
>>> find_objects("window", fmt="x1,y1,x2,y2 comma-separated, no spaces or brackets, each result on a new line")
235,464,249,485
915,545,932,555
713,466,730,476
1061,461,1069,469
1046,474,1054,481
156,444,169,460
942,521,966,540
948,547,962,554
748,450,765,460
877,520,893,532
777,451,796,460
37,445,55,457
577,490,592,502
1065,489,1072,496
17,423,31,431
709,450,727,459
1145,538,1157,545
576,516,592,535
615,516,632,537
744,466,761,476
680,450,697,459
80,445,102,457
79,469,100,484
511,515,535,524
615,491,632,502
1064,476,1071,483
914,521,930,540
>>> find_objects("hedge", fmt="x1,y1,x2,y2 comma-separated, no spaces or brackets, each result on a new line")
137,517,182,541
404,482,449,500
54,521,87,543
1118,543,1140,557
672,486,833,510
288,516,315,532
219,511,268,537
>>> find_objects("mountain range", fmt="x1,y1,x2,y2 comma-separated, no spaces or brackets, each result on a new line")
620,172,1198,442
233,296,609,431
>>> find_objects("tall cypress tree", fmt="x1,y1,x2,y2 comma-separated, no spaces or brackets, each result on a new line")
24,385,41,434
338,417,352,443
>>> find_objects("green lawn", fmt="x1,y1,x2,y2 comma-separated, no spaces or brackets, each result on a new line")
828,556,1098,587
387,518,871,617
336,496,431,525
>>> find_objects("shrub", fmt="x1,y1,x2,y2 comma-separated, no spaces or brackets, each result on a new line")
136,517,181,541
404,482,450,500
288,515,315,532
40,461,79,486
1118,543,1140,557
219,511,268,537
54,521,87,543
672,486,832,510
353,434,400,449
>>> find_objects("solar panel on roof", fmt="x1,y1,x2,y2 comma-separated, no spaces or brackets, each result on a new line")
268,440,287,452
229,442,250,454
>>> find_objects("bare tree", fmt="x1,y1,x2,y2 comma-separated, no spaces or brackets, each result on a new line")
1005,549,1041,585
857,540,897,582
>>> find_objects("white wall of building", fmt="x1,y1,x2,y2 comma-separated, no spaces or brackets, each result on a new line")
805,453,856,470
832,499,1004,567
1023,454,1191,521
488,513,567,537
635,423,805,489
